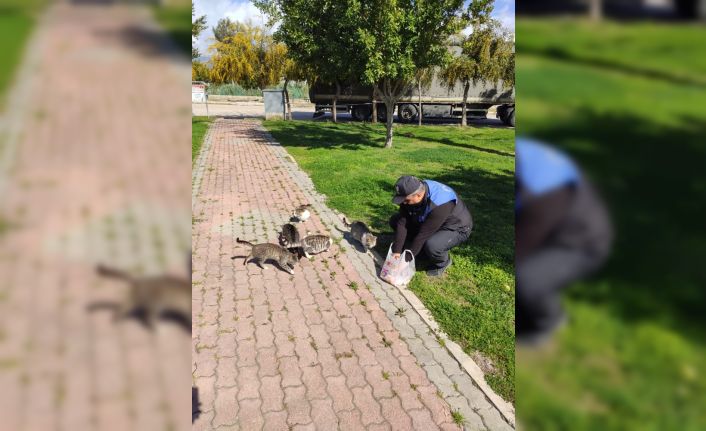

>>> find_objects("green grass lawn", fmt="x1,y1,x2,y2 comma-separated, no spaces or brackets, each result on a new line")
517,19,706,86
263,120,516,403
0,1,44,108
192,116,212,163
516,19,706,430
152,3,191,56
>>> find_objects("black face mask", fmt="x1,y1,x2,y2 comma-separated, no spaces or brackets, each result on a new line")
402,192,429,218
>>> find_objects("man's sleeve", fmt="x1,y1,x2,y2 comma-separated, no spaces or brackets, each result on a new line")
392,214,408,254
516,186,573,260
408,201,454,256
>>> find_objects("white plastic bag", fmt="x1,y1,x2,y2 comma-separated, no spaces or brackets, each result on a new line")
379,245,415,287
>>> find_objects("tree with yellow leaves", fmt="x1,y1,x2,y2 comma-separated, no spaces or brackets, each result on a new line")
207,23,288,93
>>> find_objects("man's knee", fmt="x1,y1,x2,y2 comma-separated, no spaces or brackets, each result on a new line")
422,238,447,260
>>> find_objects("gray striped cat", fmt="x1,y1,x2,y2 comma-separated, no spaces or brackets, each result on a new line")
298,234,332,258
234,238,298,274
343,217,377,250
277,224,331,258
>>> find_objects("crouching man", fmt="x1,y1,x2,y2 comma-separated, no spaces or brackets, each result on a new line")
389,176,472,277
515,137,613,345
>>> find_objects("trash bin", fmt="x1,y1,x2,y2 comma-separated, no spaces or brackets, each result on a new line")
263,89,285,120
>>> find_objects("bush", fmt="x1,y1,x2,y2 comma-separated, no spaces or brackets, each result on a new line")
206,81,309,99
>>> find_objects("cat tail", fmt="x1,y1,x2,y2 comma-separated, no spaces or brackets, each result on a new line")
334,225,347,234
236,238,255,247
96,265,132,282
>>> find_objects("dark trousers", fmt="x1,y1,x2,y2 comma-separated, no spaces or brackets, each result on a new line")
516,247,605,335
389,214,470,269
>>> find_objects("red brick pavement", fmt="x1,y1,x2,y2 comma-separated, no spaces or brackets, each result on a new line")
0,3,191,431
192,119,462,430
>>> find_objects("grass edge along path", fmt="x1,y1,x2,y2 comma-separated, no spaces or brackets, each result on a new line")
151,4,191,57
192,116,212,163
263,119,516,403
0,1,45,109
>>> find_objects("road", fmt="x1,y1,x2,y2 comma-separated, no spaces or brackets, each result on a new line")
192,101,512,128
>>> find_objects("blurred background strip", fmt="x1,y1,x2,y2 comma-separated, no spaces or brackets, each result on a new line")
515,0,706,429
0,0,192,430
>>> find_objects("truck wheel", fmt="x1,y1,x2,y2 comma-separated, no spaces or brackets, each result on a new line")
675,0,697,18
497,104,508,124
377,107,387,123
507,107,515,127
352,105,371,122
398,104,418,123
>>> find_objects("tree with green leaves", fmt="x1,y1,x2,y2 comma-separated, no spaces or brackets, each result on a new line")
258,0,468,146
212,17,254,43
355,0,467,147
192,4,207,59
440,0,514,126
415,67,435,126
439,52,475,126
282,58,313,120
213,17,237,42
255,0,364,123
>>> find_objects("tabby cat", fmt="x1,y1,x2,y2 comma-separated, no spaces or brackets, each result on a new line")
234,238,298,274
298,234,332,258
343,217,377,250
93,264,191,329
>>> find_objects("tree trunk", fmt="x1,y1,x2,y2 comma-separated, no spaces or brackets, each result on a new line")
384,100,395,148
418,79,422,126
589,0,602,21
371,87,378,124
283,79,292,120
333,80,340,123
461,81,469,127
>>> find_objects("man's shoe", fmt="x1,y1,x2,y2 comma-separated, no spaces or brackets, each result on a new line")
426,257,452,277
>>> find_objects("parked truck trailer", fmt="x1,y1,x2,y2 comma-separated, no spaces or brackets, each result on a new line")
309,77,515,126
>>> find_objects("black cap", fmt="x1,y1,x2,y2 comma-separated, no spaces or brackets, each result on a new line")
392,176,423,204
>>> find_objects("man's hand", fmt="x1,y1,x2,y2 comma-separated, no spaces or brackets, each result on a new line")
392,253,401,259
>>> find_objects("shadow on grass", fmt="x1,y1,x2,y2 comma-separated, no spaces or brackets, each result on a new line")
266,121,387,150
520,44,706,88
264,121,514,156
528,108,706,340
398,130,515,157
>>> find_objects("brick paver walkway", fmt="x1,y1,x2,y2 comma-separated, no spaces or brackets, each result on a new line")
0,3,191,431
192,119,514,430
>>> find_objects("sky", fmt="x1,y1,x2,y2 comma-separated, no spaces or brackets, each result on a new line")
193,0,515,59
